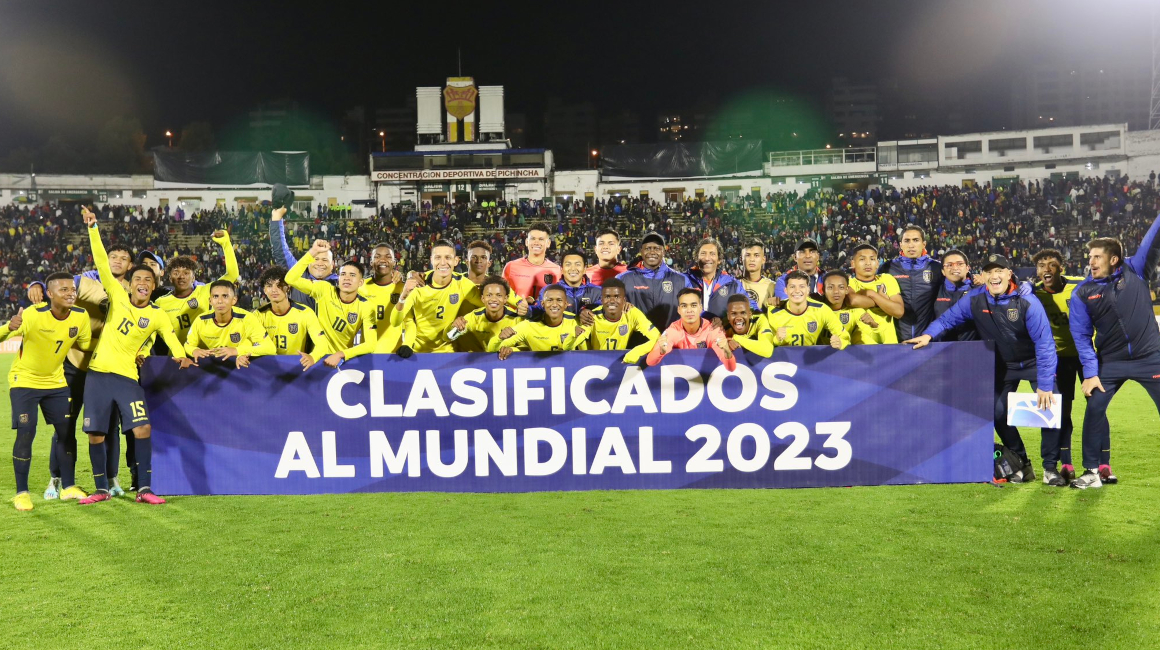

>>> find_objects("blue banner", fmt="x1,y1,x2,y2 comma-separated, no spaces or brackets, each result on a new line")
141,343,996,495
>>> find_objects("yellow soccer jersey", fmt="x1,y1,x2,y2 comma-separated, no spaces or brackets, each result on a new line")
847,274,901,344
154,233,239,342
741,276,776,309
767,301,849,349
66,273,125,371
391,273,480,353
286,255,378,359
0,304,91,389
256,301,332,356
184,309,275,357
85,225,186,380
454,307,522,352
361,278,405,336
487,313,587,353
730,313,775,358
583,306,659,363
1034,276,1082,358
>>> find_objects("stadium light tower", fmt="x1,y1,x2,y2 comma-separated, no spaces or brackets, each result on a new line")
165,130,173,148
379,131,386,152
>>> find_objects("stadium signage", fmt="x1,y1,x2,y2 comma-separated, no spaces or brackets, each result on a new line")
371,169,546,182
143,344,994,494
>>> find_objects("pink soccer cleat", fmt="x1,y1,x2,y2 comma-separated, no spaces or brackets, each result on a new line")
78,492,111,505
136,491,166,505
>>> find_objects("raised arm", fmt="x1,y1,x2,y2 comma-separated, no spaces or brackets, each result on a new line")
212,230,240,283
284,240,330,297
1126,211,1160,277
83,208,127,302
269,214,298,269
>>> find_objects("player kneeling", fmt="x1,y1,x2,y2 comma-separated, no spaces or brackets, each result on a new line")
448,276,522,352
489,285,586,359
184,281,275,368
646,288,736,370
723,294,775,357
578,278,658,364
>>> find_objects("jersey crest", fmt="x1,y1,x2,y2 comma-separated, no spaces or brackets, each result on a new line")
695,341,706,349
618,324,628,336
137,317,149,328
560,333,569,344
661,280,673,294
1007,307,1019,322
807,321,818,333
449,293,460,305
230,332,242,344
188,298,199,309
922,269,933,283
839,313,850,325
347,312,358,324
288,323,299,334
68,326,78,337
877,284,886,294
746,289,759,304
718,287,728,297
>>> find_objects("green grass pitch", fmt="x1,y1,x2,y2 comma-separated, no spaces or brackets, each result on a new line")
0,354,1158,649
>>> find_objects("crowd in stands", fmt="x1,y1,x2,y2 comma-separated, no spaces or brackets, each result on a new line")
0,173,1157,320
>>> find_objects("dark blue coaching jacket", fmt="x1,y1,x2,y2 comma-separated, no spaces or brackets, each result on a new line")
933,276,978,341
924,282,1057,391
685,268,747,320
617,262,692,331
881,255,942,342
1068,212,1160,379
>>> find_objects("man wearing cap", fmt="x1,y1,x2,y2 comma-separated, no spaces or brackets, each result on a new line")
1067,212,1160,489
270,184,336,311
905,254,1058,484
616,232,691,331
773,240,824,301
881,225,942,341
136,251,170,300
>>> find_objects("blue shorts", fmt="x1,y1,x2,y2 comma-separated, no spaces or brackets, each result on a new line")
10,387,71,429
82,371,149,433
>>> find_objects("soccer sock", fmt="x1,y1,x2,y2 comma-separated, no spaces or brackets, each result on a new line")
54,423,78,488
106,429,120,481
12,426,35,494
135,437,152,492
48,432,60,479
89,441,109,492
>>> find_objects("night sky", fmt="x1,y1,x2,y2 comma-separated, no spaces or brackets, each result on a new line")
0,0,1151,153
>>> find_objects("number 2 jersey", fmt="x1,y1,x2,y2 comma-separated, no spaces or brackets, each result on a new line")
390,273,480,353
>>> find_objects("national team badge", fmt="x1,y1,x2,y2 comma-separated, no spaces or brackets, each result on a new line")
449,293,460,305
618,324,628,336
746,289,759,304
922,270,932,283
807,321,818,333
68,326,78,337
661,281,673,294
288,323,299,334
560,333,569,344
347,312,358,324
188,298,198,309
877,284,887,295
718,287,728,297
230,333,241,344
18,413,28,424
695,341,707,349
1007,308,1019,322
839,313,850,325
137,317,149,328
391,294,400,304
84,417,90,427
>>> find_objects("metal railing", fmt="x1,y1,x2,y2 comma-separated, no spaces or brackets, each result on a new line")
767,147,876,167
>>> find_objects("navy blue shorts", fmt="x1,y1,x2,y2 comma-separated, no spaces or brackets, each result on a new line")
82,371,149,433
10,387,71,429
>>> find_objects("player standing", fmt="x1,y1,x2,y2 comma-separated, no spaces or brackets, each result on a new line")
503,223,561,303
1032,248,1083,484
844,243,903,344
449,276,522,352
183,281,275,368
773,240,825,300
285,241,378,367
360,244,408,353
739,240,777,310
616,232,690,331
585,228,627,287
881,226,942,341
155,230,238,343
255,267,330,369
1,273,92,510
389,240,482,354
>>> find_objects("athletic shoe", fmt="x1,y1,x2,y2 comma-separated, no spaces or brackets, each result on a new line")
109,477,125,497
1043,469,1066,487
1061,464,1076,483
78,491,111,505
1098,465,1118,485
1070,470,1103,490
1019,460,1035,483
135,491,166,505
59,486,89,501
13,492,33,511
43,477,61,500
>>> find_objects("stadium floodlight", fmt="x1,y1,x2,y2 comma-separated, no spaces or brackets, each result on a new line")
165,130,172,148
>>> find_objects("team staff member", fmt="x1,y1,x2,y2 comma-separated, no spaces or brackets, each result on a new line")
585,228,627,286
932,249,978,342
285,241,378,365
255,267,330,370
449,276,522,353
617,232,690,331
767,272,848,349
270,201,337,310
537,249,602,316
1067,212,1160,489
686,238,747,321
723,294,776,358
844,243,902,344
646,288,736,370
490,285,586,358
881,226,942,341
821,270,870,344
774,240,824,300
906,255,1057,484
503,223,561,303
739,240,777,310
1032,248,1083,484
78,207,193,505
183,281,275,368
1,273,92,510
575,278,658,363
155,230,238,343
